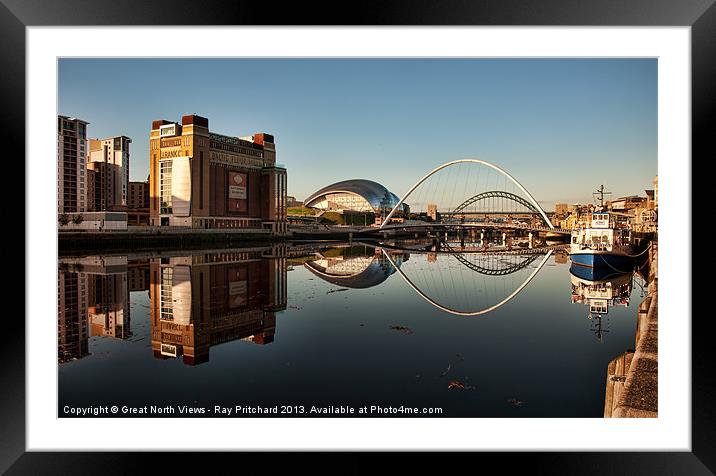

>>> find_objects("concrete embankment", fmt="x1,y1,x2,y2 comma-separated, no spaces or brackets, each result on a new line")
605,240,658,418
58,228,291,254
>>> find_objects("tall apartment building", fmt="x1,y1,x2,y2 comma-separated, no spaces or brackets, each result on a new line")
57,116,89,213
87,136,132,211
149,114,287,231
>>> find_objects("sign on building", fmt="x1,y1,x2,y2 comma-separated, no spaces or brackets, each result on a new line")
228,171,248,212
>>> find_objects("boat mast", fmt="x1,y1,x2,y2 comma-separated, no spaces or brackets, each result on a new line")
593,185,612,210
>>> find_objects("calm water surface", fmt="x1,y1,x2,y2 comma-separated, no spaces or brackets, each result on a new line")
58,241,646,417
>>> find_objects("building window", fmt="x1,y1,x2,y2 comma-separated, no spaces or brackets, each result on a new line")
160,160,173,214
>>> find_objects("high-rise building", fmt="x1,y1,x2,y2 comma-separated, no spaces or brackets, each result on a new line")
57,116,89,214
88,136,132,210
149,114,287,231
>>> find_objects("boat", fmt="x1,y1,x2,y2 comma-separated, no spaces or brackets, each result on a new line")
569,185,636,278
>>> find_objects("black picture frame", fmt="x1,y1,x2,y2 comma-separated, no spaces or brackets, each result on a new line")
4,0,709,472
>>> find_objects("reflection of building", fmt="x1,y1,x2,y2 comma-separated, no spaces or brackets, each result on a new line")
58,256,131,363
58,270,89,363
88,271,130,340
128,260,150,292
149,248,287,365
58,115,89,214
149,114,287,231
304,245,408,288
554,249,569,264
304,179,408,224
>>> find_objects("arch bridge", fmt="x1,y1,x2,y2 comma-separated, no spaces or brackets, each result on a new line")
378,159,563,233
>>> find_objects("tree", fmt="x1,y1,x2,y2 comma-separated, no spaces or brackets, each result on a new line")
72,214,84,225
58,213,70,226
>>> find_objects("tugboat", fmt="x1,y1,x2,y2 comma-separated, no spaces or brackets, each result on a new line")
569,185,636,278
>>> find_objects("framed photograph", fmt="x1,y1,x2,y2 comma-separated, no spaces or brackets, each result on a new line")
6,0,709,472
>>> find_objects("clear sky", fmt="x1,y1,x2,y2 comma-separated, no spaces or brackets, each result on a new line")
58,58,657,209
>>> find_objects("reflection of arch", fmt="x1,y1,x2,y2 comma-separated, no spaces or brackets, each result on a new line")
381,248,553,316
441,245,540,276
380,159,553,229
439,239,540,275
450,190,540,215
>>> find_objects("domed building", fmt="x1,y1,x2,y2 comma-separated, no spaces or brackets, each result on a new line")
303,179,408,217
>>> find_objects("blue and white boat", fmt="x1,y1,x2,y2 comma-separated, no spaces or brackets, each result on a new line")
569,186,636,278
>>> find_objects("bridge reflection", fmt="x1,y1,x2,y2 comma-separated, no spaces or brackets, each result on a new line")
303,244,409,288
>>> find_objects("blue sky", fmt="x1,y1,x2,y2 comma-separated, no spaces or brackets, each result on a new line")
58,58,657,209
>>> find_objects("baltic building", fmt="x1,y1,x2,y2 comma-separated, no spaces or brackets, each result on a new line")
149,114,287,231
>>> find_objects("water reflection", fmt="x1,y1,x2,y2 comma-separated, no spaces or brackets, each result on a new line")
381,238,558,316
149,248,287,365
58,256,131,362
58,241,642,417
304,244,408,288
569,264,635,343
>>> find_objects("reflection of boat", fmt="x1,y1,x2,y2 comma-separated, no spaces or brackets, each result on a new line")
570,266,632,317
570,186,636,276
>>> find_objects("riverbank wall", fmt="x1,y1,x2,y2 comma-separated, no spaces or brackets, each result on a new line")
605,239,658,418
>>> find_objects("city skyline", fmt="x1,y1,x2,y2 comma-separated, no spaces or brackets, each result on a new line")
58,58,657,209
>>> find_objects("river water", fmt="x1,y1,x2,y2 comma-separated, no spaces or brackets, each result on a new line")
58,240,647,417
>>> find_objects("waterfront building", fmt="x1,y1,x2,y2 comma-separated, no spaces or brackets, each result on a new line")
286,196,303,208
148,248,287,365
128,180,150,209
427,203,438,221
149,114,287,231
304,179,408,224
128,179,150,225
57,115,89,214
653,176,658,211
555,203,569,217
88,136,132,209
608,195,647,212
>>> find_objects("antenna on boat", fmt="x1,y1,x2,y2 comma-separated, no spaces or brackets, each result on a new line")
593,185,612,209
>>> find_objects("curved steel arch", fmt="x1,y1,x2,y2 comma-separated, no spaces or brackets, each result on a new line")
380,159,553,229
440,240,540,276
381,248,553,316
450,190,540,215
